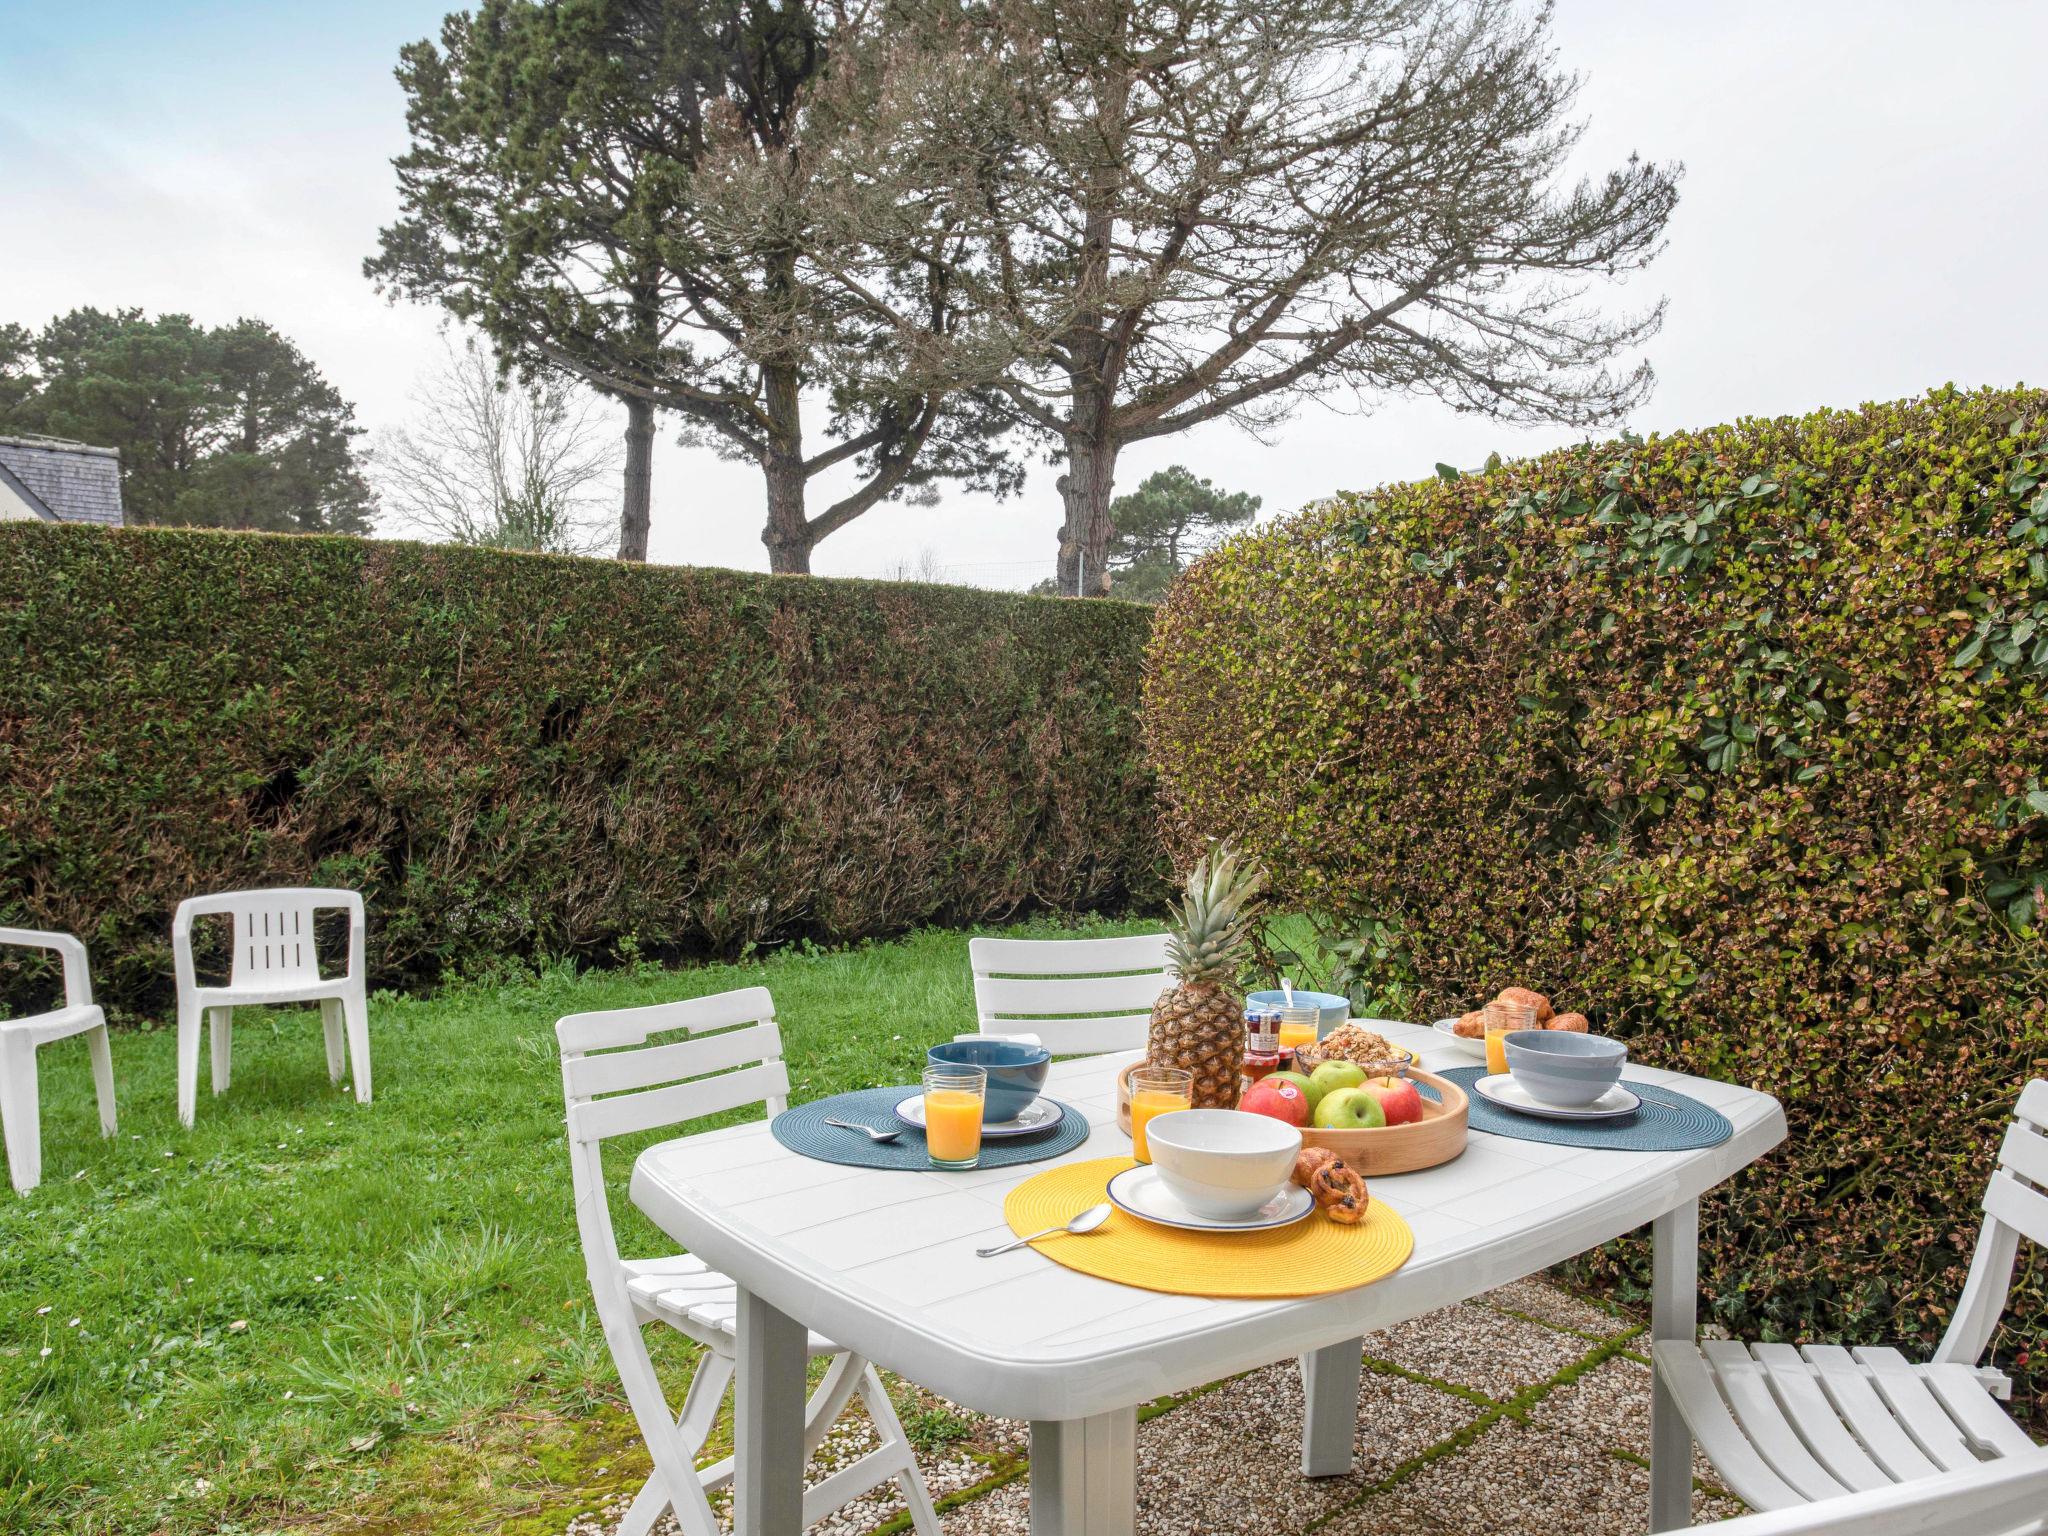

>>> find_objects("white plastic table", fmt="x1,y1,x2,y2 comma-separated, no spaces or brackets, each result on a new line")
631,1020,1786,1535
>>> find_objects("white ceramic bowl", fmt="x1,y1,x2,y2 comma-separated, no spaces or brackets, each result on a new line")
1143,1109,1303,1220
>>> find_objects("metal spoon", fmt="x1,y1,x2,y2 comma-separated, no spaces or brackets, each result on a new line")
976,1202,1113,1257
824,1117,902,1144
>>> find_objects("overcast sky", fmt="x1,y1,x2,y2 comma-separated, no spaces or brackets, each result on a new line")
4,1,2045,587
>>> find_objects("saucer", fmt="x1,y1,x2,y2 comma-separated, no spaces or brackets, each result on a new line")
1429,1017,1488,1060
893,1093,1065,1138
1473,1074,1641,1121
1105,1164,1314,1232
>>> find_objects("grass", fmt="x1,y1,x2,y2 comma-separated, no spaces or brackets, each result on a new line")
0,913,1165,1536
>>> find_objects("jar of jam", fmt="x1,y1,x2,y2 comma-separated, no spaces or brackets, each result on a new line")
1242,1005,1283,1087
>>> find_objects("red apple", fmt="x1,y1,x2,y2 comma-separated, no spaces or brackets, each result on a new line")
1364,1075,1424,1127
1239,1079,1310,1127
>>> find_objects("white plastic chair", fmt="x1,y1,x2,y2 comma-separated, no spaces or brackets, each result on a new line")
967,932,1171,1056
1,927,116,1193
1695,1449,2048,1534
172,888,369,1128
1654,1078,2045,1528
556,987,941,1536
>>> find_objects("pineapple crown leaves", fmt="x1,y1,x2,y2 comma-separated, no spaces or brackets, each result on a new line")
1164,840,1266,986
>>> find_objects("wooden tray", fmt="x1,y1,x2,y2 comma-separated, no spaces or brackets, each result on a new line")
1114,1061,1468,1177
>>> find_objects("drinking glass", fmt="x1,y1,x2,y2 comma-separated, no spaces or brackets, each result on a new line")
922,1064,988,1169
1128,1066,1193,1164
1276,1006,1322,1056
1484,999,1537,1075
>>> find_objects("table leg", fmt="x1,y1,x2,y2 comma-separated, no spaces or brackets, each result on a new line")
1649,1199,1699,1533
734,1287,808,1536
1299,1338,1363,1476
1029,1409,1136,1536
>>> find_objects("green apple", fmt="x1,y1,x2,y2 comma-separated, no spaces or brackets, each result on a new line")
1309,1059,1367,1099
1268,1069,1325,1113
1313,1085,1387,1130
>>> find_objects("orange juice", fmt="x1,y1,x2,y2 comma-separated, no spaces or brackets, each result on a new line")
923,1089,985,1164
1277,1021,1319,1054
1130,1088,1190,1163
1483,998,1536,1075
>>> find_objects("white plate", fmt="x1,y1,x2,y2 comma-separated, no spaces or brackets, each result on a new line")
893,1093,1065,1138
1430,1017,1488,1060
1105,1164,1314,1232
1473,1074,1641,1121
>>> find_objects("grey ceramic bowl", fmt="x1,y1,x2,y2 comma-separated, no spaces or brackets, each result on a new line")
1503,1029,1626,1108
927,1039,1051,1122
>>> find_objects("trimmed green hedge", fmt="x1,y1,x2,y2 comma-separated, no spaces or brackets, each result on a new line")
1,527,1161,1010
1147,386,2048,1413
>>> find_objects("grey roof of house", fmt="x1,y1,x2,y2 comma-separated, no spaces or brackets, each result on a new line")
0,435,125,526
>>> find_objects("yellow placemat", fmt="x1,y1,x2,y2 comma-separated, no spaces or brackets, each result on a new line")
1003,1157,1413,1299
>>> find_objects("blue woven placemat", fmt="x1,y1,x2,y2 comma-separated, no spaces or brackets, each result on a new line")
1439,1067,1733,1152
772,1087,1093,1170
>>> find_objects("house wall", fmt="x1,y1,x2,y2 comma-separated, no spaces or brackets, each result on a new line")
0,476,46,521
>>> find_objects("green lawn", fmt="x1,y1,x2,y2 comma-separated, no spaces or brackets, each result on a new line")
0,915,1166,1536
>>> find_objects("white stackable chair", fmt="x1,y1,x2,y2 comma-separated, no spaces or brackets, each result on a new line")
172,887,370,1128
967,932,1171,1056
1654,1078,2046,1529
1695,1450,2048,1535
1,927,116,1193
556,987,940,1536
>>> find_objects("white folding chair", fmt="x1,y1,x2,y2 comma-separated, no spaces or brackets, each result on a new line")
556,987,940,1536
1654,1078,2046,1528
172,887,370,1127
967,932,1171,1056
1,927,116,1193
1695,1449,2048,1535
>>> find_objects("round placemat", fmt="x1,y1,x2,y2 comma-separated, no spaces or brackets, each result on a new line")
772,1087,1091,1170
1002,1157,1413,1298
1439,1068,1733,1151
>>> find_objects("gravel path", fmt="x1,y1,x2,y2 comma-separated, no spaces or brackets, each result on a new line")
571,1279,1740,1536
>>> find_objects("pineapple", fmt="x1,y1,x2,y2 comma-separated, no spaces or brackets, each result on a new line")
1147,842,1266,1108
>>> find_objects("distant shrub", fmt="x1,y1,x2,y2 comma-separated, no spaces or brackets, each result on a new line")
0,528,1161,1009
1147,386,2048,1413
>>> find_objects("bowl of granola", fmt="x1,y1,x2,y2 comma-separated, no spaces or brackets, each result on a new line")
1289,1021,1418,1075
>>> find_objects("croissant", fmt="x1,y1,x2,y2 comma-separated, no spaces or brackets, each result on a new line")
1495,986,1554,1024
1546,1011,1589,1033
1453,1009,1487,1039
1293,1147,1341,1189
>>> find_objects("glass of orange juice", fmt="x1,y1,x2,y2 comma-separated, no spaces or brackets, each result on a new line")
1484,999,1537,1075
1276,1006,1322,1056
922,1064,988,1169
1128,1066,1193,1164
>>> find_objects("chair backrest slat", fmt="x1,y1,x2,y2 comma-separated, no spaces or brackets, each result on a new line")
558,986,776,1054
969,934,1171,1057
568,1058,790,1146
2016,1078,2048,1133
1997,1117,2048,1190
1984,1169,2048,1251
565,1020,783,1102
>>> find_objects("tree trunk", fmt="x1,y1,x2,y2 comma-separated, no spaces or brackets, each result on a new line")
1057,430,1118,597
617,396,654,562
760,362,811,574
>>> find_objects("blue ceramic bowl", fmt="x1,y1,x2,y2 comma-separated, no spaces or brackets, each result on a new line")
1503,1030,1626,1108
1247,989,1349,1036
927,1039,1052,1122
